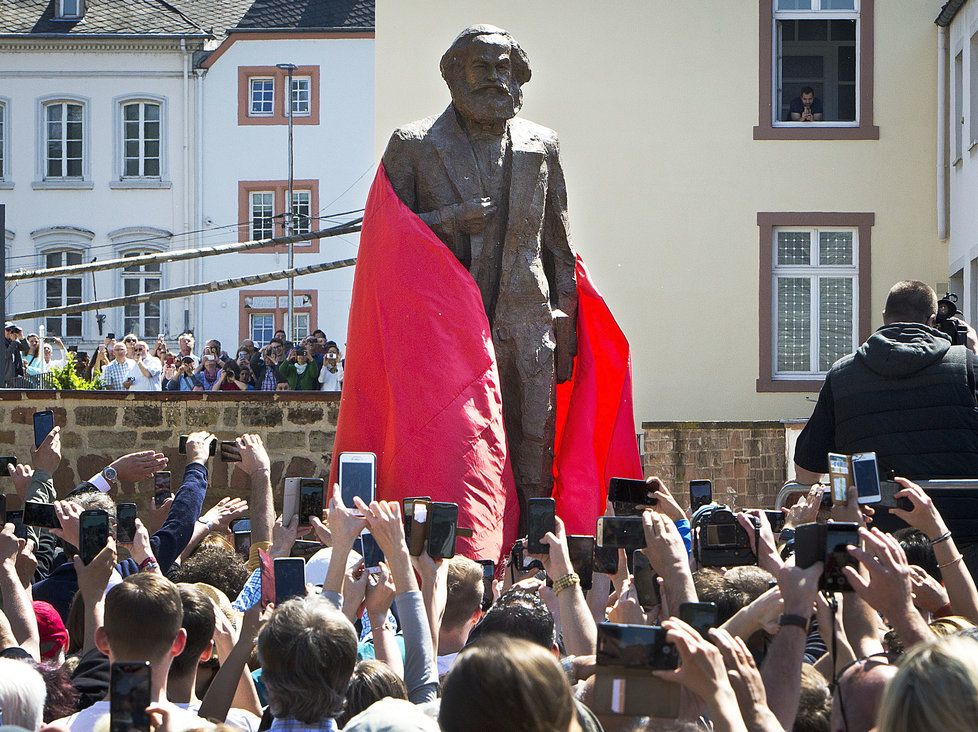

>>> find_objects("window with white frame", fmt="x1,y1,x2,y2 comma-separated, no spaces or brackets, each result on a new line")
289,77,311,116
774,0,858,125
772,227,858,377
250,191,275,240
45,101,84,178
291,190,311,235
57,0,83,19
122,102,161,178
121,251,161,337
250,314,275,346
45,250,83,338
293,312,310,340
249,78,274,116
0,102,5,180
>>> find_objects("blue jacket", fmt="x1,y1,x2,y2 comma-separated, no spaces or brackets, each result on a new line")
32,463,208,621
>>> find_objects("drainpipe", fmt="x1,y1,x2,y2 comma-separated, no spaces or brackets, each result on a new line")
938,25,948,241
181,39,193,335
195,67,205,342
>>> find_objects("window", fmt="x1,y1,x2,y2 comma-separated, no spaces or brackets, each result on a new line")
250,313,275,347
122,102,161,178
288,77,311,116
57,0,83,18
45,250,83,338
955,51,964,161
0,101,5,180
45,101,83,179
755,0,877,140
250,191,275,240
757,212,874,391
121,252,161,337
249,78,274,117
293,312,310,340
291,190,312,235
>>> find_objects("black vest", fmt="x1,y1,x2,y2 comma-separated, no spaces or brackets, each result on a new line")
830,345,978,478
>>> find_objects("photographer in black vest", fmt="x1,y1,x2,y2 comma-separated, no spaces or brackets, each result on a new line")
794,280,978,483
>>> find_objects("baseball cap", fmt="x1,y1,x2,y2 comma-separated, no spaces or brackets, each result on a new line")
33,600,69,660
3,322,21,332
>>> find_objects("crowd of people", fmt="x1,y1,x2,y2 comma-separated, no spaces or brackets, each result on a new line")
0,424,975,731
0,323,344,392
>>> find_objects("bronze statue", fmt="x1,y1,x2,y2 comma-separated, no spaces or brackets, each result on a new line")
383,25,578,515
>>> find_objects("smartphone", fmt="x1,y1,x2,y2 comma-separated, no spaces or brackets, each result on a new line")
764,510,787,533
828,452,851,504
632,550,660,610
230,518,250,533
689,479,713,512
178,435,217,456
403,496,431,545
679,602,719,638
233,529,252,557
0,494,5,524
597,623,679,670
23,501,60,530
116,503,138,544
79,509,110,565
107,333,116,340
851,452,882,505
219,441,242,462
596,516,647,549
477,560,495,611
608,477,652,505
274,557,306,605
6,509,24,539
283,478,324,525
509,538,544,578
153,471,172,500
291,539,322,560
0,457,16,476
427,502,459,559
33,410,55,449
592,543,620,574
110,661,152,732
795,521,860,592
359,533,384,573
526,497,556,555
338,452,377,509
566,535,595,592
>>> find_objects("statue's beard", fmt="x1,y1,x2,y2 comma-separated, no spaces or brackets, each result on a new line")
450,80,522,127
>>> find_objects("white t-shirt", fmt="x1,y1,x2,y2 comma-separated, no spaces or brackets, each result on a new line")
318,363,343,391
54,699,219,731
183,700,260,731
130,356,163,391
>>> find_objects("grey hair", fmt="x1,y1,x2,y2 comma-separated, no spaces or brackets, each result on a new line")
0,658,46,730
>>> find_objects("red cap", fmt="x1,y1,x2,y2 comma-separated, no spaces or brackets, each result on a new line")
33,600,69,660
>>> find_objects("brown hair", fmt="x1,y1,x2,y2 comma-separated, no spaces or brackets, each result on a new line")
440,635,575,732
170,584,217,678
257,596,358,724
442,556,484,630
104,574,183,661
883,280,938,325
338,660,408,727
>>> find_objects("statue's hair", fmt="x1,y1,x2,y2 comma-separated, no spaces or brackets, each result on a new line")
440,25,531,86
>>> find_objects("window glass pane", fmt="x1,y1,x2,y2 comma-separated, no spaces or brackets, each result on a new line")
818,231,853,265
293,313,310,340
797,20,828,41
777,0,813,8
46,279,62,305
66,104,81,123
46,252,62,268
777,277,812,372
47,105,62,123
144,121,160,141
125,159,140,177
822,0,856,9
145,278,160,293
251,314,274,346
46,318,61,336
0,104,5,179
819,277,854,370
250,79,274,115
66,251,82,266
66,159,82,177
777,231,812,265
124,104,139,121
777,16,857,123
66,278,81,299
145,300,160,317
144,159,160,177
144,140,160,158
144,104,160,122
124,279,139,296
66,315,81,337
830,19,856,40
292,191,312,235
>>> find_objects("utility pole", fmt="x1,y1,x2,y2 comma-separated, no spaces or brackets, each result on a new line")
276,62,297,343
0,203,6,388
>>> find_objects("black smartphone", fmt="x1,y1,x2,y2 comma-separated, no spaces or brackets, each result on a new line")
0,457,16,476
110,660,152,732
33,410,55,449
632,550,660,610
592,543,620,574
6,509,25,539
679,601,719,638
178,435,217,456
290,539,322,560
230,518,251,533
219,441,242,462
689,479,713,512
526,497,556,555
427,502,459,559
117,503,138,544
79,509,110,565
596,622,679,670
0,493,6,524
596,516,647,549
477,559,495,611
273,557,306,604
298,480,325,527
795,521,860,592
764,510,786,533
360,533,384,572
23,501,60,530
566,535,595,592
509,539,544,580
153,472,172,507
233,529,252,557
608,477,652,505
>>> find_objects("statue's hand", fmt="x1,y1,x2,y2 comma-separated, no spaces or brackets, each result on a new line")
455,197,496,234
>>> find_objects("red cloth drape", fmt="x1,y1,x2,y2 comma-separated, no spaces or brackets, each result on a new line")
330,166,642,557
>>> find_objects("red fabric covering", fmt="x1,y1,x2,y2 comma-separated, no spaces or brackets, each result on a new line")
330,166,519,561
552,257,644,535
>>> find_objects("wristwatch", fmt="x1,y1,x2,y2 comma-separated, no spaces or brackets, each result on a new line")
101,466,118,484
778,527,796,545
778,613,810,632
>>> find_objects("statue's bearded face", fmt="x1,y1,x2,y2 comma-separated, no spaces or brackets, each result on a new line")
448,35,523,126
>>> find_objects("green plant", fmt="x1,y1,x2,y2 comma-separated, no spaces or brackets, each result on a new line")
47,353,102,391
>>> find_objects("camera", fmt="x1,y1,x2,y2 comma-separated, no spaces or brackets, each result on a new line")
936,292,970,346
692,504,758,567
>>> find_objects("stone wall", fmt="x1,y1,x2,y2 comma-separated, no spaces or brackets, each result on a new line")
642,422,788,509
0,391,339,512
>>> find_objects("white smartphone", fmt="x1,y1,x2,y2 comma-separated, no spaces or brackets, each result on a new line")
282,477,325,525
338,452,377,509
850,452,882,504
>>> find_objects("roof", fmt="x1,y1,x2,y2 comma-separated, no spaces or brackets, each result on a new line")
0,0,208,36
232,0,374,32
936,0,968,27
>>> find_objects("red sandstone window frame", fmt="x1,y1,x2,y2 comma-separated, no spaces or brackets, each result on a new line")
757,211,874,392
237,180,320,253
237,65,320,126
